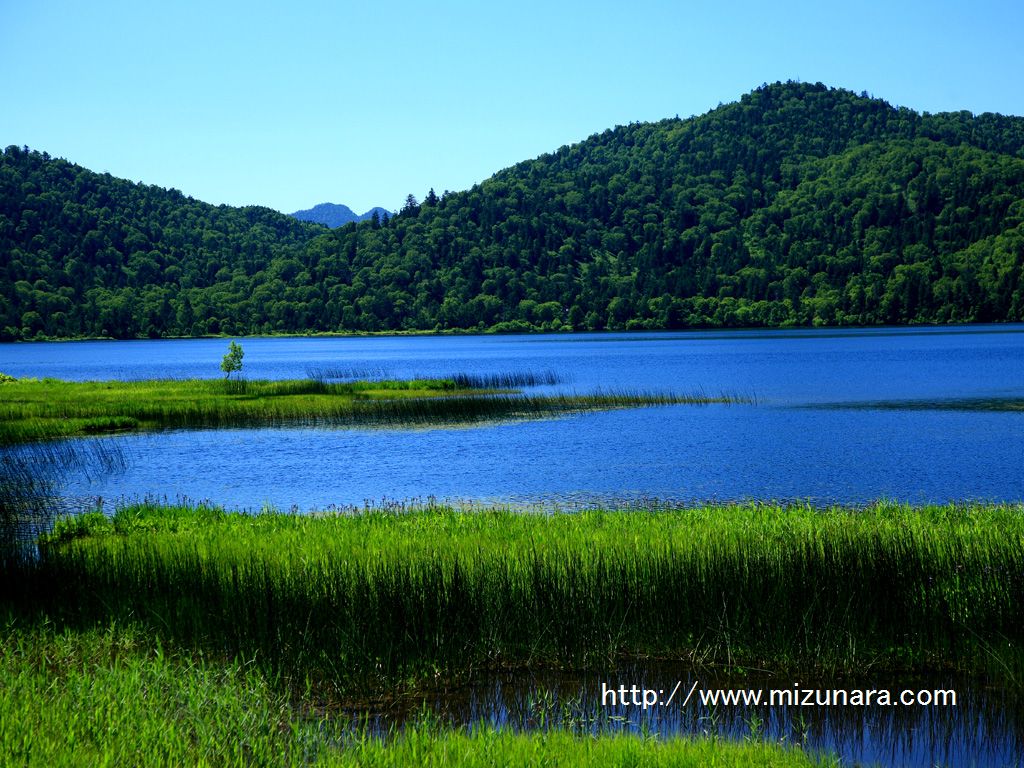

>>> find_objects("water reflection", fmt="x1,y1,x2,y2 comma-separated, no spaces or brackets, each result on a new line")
352,665,1023,768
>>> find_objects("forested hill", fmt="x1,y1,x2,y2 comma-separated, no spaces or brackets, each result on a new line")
0,154,323,339
3,81,1024,340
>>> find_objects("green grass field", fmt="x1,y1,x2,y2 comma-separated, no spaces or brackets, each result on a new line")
4,491,1016,764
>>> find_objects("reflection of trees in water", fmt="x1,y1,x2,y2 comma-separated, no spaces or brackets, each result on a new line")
0,439,127,555
357,666,1024,768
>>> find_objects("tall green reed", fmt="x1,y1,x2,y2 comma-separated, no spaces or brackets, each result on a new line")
13,502,1024,693
0,440,126,561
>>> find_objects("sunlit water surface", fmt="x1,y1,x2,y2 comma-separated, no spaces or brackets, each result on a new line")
4,327,1024,766
4,326,1022,510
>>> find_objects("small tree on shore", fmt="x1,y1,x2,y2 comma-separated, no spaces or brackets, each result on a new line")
220,341,244,379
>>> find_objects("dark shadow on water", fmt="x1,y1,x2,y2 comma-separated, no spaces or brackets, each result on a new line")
348,664,1024,768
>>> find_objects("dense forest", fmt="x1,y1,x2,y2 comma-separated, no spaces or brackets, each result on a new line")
3,81,1024,339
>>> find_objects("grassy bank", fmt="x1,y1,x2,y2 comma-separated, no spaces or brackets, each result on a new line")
6,501,1022,693
1,624,832,768
0,376,731,444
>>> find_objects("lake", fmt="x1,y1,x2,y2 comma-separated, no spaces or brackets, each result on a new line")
5,325,1024,767
3,325,1024,510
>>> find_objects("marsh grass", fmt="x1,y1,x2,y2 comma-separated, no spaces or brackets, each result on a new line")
8,502,1023,695
449,371,562,388
0,377,729,444
304,368,562,388
305,366,390,382
0,622,327,767
0,623,832,768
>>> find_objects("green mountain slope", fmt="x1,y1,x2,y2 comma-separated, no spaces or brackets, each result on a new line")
3,81,1023,339
0,151,322,338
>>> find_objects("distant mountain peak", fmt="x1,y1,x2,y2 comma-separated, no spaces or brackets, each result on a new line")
289,202,391,228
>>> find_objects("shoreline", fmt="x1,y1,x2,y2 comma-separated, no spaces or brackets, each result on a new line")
5,319,1024,344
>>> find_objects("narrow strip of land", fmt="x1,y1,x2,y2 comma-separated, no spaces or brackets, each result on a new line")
0,376,735,444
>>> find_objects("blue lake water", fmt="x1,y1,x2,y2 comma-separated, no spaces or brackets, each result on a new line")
3,326,1023,510
4,326,1024,767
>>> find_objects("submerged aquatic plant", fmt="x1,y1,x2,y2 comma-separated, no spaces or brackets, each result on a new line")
806,396,1024,412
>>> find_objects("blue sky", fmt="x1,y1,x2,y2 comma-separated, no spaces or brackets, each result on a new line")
3,0,1022,214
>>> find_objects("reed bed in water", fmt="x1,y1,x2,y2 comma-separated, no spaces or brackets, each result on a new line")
0,440,127,554
0,625,830,768
305,365,391,382
8,502,1024,692
449,370,562,388
304,368,562,388
0,377,723,444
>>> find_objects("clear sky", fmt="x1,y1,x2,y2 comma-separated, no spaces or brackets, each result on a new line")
3,0,1022,215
